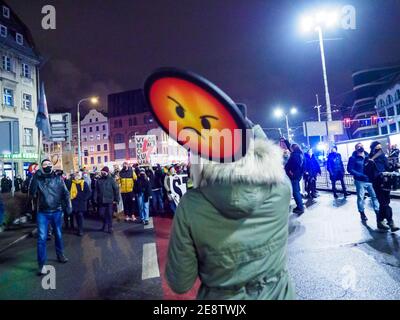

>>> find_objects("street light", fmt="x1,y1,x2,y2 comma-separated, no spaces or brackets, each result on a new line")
77,96,99,169
274,107,297,142
300,9,339,143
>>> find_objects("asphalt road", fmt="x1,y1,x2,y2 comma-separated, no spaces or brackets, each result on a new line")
1,191,400,300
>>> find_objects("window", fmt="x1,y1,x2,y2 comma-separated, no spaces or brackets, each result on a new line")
96,134,100,140
90,157,94,164
3,6,10,18
43,144,49,153
84,158,88,165
129,118,133,126
104,144,108,151
388,107,395,117
22,63,31,78
378,110,386,118
390,123,397,133
0,25,7,37
24,128,33,146
379,99,385,108
114,150,125,159
95,118,98,122
89,127,93,132
3,88,14,107
114,133,124,144
119,119,122,128
104,156,108,163
90,146,95,152
102,125,106,130
96,126,99,132
90,135,94,141
16,33,23,45
396,90,400,101
381,126,388,135
103,134,107,140
83,128,86,133
89,119,92,123
97,145,101,152
22,93,32,110
97,156,101,164
387,95,394,105
133,117,137,125
83,136,87,142
2,56,11,72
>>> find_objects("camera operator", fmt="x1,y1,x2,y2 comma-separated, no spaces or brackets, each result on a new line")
366,141,399,232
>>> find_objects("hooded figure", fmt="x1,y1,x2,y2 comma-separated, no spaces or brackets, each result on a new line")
166,125,294,300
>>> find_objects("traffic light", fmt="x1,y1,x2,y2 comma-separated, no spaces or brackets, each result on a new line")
344,118,351,129
371,115,378,125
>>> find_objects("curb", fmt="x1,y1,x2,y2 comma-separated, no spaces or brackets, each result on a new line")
0,227,37,255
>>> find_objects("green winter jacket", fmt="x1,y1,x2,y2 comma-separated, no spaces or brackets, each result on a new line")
166,128,295,300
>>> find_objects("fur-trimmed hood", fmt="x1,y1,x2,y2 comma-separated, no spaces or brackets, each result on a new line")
191,125,285,188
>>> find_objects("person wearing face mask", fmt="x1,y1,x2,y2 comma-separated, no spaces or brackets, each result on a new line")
347,143,380,222
69,171,91,236
29,159,72,275
93,167,120,233
119,162,137,222
327,147,350,199
365,141,400,232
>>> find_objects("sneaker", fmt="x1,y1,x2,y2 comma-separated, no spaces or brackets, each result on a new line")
388,222,400,233
37,265,47,276
57,255,69,263
333,193,339,199
360,212,368,222
293,207,305,215
377,221,390,231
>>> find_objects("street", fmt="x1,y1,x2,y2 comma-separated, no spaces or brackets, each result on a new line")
1,191,400,300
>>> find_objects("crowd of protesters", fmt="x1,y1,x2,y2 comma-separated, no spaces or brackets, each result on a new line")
284,140,400,233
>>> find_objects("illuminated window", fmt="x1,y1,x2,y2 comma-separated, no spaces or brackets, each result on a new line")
0,25,7,37
16,33,23,45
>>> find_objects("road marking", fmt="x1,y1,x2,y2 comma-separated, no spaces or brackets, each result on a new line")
144,217,153,230
142,242,160,280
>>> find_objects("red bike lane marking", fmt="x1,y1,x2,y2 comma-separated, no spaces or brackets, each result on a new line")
153,215,200,300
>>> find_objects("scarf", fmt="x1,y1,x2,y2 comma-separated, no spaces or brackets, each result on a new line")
70,179,85,200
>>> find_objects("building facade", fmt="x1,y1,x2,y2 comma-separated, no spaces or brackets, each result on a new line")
376,81,400,136
348,64,400,138
0,1,41,178
80,109,110,171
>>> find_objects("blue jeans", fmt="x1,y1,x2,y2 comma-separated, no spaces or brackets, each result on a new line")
151,189,164,212
37,211,64,268
354,180,379,214
291,179,304,211
137,193,150,222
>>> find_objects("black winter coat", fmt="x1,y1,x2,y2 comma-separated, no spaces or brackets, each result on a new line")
94,175,119,205
327,152,345,179
347,151,370,182
304,154,321,177
285,150,304,180
69,180,91,212
29,170,71,214
134,176,152,202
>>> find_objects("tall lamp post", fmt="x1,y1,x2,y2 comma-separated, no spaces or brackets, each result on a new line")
274,107,298,142
301,10,338,143
77,96,99,169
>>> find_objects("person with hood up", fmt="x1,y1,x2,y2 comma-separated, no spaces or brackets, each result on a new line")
365,141,400,232
134,169,152,225
347,142,379,222
284,144,305,215
166,125,294,300
69,171,91,236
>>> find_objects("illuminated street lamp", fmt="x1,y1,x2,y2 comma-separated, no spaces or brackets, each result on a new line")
77,96,99,169
300,9,339,143
274,106,298,142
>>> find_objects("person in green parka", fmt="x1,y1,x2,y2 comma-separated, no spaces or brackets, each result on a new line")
166,125,295,300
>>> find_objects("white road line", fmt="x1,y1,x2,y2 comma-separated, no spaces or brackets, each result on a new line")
144,217,154,229
142,242,160,280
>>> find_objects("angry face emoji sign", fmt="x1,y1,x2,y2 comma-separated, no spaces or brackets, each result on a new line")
144,68,249,162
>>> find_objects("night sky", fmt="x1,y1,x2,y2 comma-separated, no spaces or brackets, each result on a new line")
6,0,400,138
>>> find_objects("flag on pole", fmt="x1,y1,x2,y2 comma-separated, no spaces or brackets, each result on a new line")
35,82,51,138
